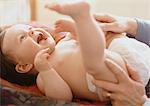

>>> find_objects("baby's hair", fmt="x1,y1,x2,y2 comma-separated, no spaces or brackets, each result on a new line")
0,25,37,86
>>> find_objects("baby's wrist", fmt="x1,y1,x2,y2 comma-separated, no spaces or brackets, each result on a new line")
38,69,53,75
38,67,52,73
38,68,57,79
37,65,52,72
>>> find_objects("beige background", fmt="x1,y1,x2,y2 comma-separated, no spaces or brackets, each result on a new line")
0,0,30,26
36,0,150,26
0,0,150,26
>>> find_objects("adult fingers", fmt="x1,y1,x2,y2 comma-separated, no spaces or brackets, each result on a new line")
126,64,142,83
100,22,119,32
93,79,119,92
105,59,129,83
94,13,116,23
109,93,126,102
109,93,119,100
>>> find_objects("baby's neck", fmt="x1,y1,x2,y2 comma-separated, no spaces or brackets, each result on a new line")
106,32,126,48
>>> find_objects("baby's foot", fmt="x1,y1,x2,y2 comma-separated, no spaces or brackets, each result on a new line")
45,1,90,19
54,19,77,36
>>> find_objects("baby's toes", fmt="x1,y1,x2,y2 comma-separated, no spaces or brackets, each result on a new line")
55,20,63,26
54,27,63,33
45,3,62,13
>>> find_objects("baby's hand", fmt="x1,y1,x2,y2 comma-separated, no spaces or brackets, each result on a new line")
34,48,52,72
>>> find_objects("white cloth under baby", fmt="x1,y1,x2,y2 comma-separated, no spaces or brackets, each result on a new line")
86,37,150,100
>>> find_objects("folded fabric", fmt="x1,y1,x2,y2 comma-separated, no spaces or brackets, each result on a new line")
0,81,109,106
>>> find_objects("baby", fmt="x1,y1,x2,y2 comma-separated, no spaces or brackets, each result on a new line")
0,1,150,103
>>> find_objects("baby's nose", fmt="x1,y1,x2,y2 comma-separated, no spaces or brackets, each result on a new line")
28,30,43,37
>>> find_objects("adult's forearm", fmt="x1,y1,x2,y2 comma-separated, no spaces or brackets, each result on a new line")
135,19,150,47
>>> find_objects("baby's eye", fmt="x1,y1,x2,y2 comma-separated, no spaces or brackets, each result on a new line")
20,35,27,42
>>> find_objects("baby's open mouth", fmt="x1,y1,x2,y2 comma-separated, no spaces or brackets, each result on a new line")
37,32,47,44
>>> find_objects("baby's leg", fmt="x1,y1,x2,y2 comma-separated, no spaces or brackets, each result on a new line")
54,19,77,37
46,1,106,78
46,1,127,101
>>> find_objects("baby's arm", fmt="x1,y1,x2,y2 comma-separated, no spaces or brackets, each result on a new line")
37,69,72,101
34,48,72,101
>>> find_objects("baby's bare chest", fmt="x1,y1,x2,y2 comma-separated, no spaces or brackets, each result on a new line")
48,40,97,99
53,40,87,88
48,39,84,79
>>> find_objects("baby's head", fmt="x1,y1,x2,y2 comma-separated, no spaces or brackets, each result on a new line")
0,24,56,85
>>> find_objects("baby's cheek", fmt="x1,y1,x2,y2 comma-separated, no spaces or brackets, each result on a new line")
24,42,40,61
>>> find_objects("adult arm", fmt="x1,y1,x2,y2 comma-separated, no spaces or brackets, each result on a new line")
135,19,150,46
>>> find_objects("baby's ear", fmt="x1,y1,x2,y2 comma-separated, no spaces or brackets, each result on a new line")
15,63,33,73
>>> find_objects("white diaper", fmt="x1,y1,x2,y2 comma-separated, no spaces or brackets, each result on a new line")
108,37,150,86
86,73,109,101
86,37,150,101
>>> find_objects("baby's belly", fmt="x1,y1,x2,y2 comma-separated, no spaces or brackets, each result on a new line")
68,72,98,100
52,39,99,100
54,53,98,100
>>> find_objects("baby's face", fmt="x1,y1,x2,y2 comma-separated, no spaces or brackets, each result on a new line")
2,24,56,64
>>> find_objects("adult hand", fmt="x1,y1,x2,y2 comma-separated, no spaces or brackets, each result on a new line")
93,59,147,106
94,13,138,36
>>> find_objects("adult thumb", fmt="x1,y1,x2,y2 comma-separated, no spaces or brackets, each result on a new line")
100,23,117,32
126,64,142,83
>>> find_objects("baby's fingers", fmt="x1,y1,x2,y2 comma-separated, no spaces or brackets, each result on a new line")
34,48,52,72
39,48,50,55
35,48,51,59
